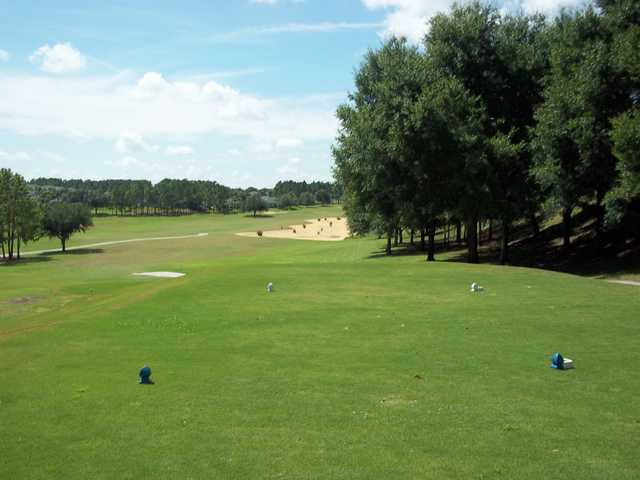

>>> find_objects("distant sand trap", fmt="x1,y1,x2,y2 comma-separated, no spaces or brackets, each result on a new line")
133,272,186,278
237,216,349,242
264,210,288,215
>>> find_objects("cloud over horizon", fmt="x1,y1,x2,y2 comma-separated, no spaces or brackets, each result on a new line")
29,43,87,74
361,0,592,43
0,71,337,142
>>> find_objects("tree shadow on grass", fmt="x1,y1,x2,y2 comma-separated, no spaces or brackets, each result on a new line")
0,256,53,267
244,214,274,218
442,212,640,279
363,208,640,280
366,243,431,259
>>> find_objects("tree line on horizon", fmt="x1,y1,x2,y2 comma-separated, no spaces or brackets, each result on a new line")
333,0,639,263
27,178,341,216
0,172,341,260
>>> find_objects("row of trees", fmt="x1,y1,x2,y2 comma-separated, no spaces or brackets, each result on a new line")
273,180,341,206
29,178,341,216
1,169,92,259
334,1,639,263
0,169,40,259
2,173,339,258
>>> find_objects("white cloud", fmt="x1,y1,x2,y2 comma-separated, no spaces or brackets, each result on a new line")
29,43,87,74
115,131,159,154
277,157,306,179
105,156,142,168
0,150,67,179
0,150,31,162
0,149,66,165
166,145,194,156
250,143,275,154
0,71,339,184
103,155,205,180
361,0,592,43
518,0,590,15
361,0,450,42
0,50,9,62
276,138,303,149
208,22,382,42
37,150,66,163
258,22,379,33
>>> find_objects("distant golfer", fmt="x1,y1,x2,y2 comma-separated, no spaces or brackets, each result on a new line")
139,365,154,384
267,282,273,293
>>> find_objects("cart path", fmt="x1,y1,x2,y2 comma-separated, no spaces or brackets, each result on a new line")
22,232,209,256
606,279,640,286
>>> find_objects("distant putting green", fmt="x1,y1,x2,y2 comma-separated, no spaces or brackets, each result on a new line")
1,207,638,479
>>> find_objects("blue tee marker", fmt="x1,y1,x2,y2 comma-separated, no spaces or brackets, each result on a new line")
139,365,154,384
551,352,564,369
551,353,574,370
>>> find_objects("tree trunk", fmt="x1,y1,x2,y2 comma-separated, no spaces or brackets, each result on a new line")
8,226,14,260
529,213,540,237
562,206,572,253
399,229,403,245
420,229,426,252
488,219,493,242
595,189,605,253
61,237,66,253
410,229,414,246
393,229,398,247
499,218,509,265
466,217,479,263
386,234,392,256
456,221,462,244
427,223,436,262
16,237,20,260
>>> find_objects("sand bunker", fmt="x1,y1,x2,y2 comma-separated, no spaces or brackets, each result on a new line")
237,216,349,242
132,272,186,278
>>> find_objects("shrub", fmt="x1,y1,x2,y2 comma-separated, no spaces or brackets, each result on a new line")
257,230,263,237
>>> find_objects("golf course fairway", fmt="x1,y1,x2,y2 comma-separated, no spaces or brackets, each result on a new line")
1,207,638,479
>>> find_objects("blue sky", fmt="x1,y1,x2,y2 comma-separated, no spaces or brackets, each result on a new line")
0,0,589,188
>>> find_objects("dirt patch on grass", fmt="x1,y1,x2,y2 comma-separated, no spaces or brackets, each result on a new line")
132,272,186,278
379,396,418,407
237,217,349,242
5,296,41,305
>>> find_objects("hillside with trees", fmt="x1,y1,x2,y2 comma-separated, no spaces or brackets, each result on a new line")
333,0,640,266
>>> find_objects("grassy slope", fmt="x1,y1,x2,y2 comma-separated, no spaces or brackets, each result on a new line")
463,209,640,283
1,207,638,479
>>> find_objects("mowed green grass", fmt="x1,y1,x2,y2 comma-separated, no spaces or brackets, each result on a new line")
1,207,638,479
